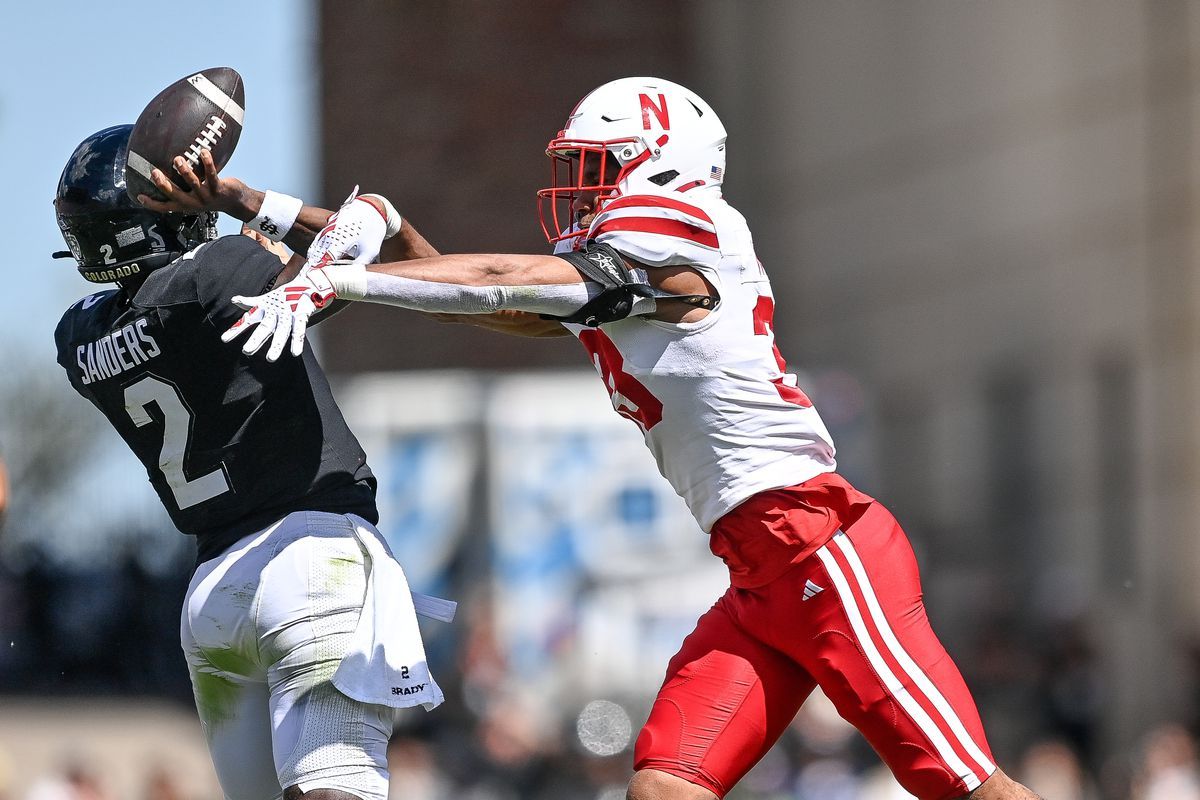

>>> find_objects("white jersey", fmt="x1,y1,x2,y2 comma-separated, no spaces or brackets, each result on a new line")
562,191,837,531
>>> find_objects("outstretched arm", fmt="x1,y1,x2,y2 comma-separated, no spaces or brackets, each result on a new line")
322,253,601,317
363,253,583,288
325,252,711,324
224,251,595,360
224,241,716,360
376,232,570,337
381,222,439,261
136,150,562,338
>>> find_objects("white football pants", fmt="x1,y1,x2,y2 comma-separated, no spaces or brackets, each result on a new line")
181,511,398,800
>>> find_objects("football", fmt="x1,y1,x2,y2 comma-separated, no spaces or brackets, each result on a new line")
125,67,245,202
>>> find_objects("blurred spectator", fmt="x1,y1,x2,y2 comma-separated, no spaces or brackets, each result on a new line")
792,757,863,800
387,737,452,800
967,615,1043,762
472,691,554,792
1040,620,1103,767
1018,739,1095,800
858,766,920,799
62,766,104,800
0,452,8,533
0,747,11,800
141,768,184,800
1132,723,1200,800
23,762,106,800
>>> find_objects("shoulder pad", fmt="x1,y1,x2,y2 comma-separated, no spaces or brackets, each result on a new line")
135,235,281,313
588,194,721,269
132,242,211,307
55,290,118,342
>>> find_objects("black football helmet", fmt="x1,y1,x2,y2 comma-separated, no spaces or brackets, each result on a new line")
53,124,217,286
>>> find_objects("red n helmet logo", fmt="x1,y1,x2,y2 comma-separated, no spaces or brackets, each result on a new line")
639,93,670,130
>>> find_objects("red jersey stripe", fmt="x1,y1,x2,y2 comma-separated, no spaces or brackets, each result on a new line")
601,194,714,224
593,216,719,249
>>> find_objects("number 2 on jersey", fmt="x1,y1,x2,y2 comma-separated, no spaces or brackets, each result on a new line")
124,375,231,509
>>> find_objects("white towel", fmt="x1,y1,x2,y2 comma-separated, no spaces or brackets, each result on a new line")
412,591,457,623
332,520,450,711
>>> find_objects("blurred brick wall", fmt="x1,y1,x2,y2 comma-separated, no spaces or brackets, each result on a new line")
318,0,689,371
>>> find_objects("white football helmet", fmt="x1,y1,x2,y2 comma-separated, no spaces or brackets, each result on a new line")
538,77,727,243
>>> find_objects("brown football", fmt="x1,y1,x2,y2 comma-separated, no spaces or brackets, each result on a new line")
125,67,245,203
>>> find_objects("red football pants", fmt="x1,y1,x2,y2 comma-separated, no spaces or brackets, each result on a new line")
633,502,996,800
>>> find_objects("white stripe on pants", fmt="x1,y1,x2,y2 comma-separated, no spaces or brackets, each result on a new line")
815,532,995,791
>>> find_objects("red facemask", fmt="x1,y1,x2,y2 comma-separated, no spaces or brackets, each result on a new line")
536,135,649,245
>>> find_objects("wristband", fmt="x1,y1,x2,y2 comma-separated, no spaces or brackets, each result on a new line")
359,193,404,238
248,190,304,242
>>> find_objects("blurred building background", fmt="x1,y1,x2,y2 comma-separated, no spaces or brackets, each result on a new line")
5,1,1200,799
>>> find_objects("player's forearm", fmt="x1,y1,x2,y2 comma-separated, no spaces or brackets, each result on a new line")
383,226,571,343
283,205,337,254
321,255,596,316
275,252,310,285
429,311,571,338
381,231,572,330
373,253,575,286
220,187,329,253
381,223,440,260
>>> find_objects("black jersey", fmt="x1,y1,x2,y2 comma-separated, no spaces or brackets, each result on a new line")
54,234,378,563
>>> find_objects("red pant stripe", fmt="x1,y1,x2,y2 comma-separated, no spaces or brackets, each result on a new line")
815,536,990,792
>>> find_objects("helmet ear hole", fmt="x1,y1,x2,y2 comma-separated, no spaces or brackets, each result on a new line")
648,170,680,187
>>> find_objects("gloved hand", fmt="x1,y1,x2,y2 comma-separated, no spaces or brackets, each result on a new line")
224,185,402,361
221,266,338,361
306,186,402,268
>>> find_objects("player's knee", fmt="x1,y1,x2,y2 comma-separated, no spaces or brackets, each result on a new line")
284,786,364,800
627,769,718,800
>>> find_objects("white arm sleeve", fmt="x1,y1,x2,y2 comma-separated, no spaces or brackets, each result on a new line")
322,261,602,316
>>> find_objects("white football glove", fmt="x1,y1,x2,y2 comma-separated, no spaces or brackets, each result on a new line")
222,266,338,362
307,186,402,268
223,186,401,361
